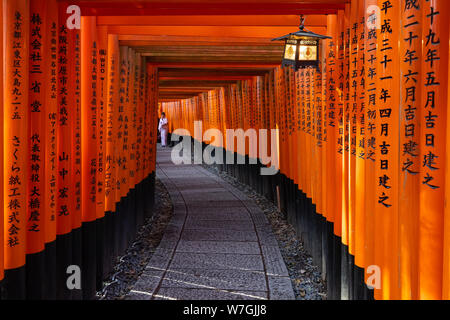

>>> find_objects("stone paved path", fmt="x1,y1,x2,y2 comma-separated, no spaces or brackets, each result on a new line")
127,146,295,300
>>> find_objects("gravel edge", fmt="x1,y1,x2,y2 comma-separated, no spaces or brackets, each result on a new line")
97,178,174,300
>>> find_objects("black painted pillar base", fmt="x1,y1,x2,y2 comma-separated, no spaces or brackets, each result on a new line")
114,202,121,260
243,157,249,186
255,161,263,195
96,217,105,291
72,227,83,300
2,266,26,300
340,244,350,300
305,197,313,255
119,196,128,256
104,210,115,278
348,253,355,300
128,188,137,248
285,179,293,225
56,232,73,300
81,220,97,300
25,250,45,299
0,279,3,300
143,176,150,219
44,240,57,300
278,174,286,216
151,173,155,209
264,172,273,201
331,234,342,300
325,221,334,292
310,205,322,274
294,189,303,237
136,182,145,229
366,287,375,300
353,265,366,300
321,217,328,282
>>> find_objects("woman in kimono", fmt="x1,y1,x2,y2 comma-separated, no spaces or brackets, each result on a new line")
158,112,169,147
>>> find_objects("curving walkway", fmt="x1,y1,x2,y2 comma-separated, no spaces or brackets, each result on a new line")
127,145,295,300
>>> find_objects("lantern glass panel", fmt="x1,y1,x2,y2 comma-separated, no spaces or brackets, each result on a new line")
298,45,317,61
284,43,297,61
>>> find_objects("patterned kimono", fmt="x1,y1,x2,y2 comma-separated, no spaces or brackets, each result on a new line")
158,117,169,146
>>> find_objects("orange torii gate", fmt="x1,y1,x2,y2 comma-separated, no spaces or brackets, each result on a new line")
1,0,159,300
0,0,449,301
160,0,450,301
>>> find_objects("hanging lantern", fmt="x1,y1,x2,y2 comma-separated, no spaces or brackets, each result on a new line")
273,16,331,71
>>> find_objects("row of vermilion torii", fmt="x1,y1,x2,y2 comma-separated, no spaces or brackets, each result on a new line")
161,0,450,300
0,0,159,299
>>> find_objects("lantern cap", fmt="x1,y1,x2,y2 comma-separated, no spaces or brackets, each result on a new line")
272,15,331,41
272,29,332,41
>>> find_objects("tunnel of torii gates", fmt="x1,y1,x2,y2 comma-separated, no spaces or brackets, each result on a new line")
0,0,449,301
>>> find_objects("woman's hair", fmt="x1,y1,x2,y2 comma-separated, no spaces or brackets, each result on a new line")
161,112,166,116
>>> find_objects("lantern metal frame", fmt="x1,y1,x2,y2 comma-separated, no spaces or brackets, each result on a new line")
272,16,331,71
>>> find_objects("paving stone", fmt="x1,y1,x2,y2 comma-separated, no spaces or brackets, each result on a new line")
169,192,183,199
164,168,200,173
187,206,250,216
185,212,251,221
184,219,254,231
256,228,279,247
181,229,258,242
154,288,268,300
158,239,178,250
171,197,185,205
186,212,252,223
168,190,182,197
255,223,272,233
164,186,177,193
180,187,226,194
168,218,185,228
240,202,263,212
172,208,187,216
160,232,180,243
169,171,207,175
250,212,270,226
125,291,153,300
268,276,295,300
182,192,237,202
167,175,202,181
261,246,290,277
176,241,260,255
146,248,174,270
164,224,183,235
173,178,216,185
224,190,249,202
176,183,222,191
170,252,264,271
217,184,248,198
172,200,186,208
131,271,164,297
170,211,186,220
158,268,268,291
187,200,247,208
